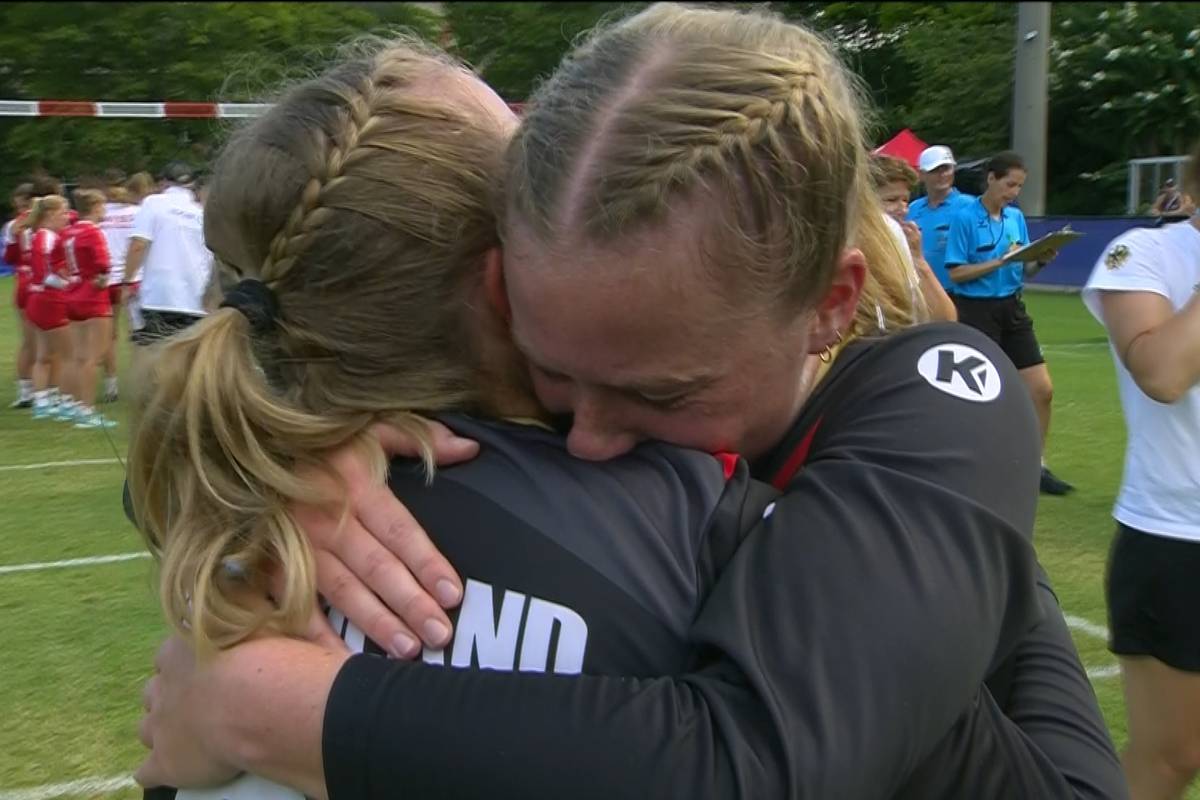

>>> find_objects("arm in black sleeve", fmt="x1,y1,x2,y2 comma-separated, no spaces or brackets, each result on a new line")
893,567,1128,800
993,570,1129,799
321,325,1050,800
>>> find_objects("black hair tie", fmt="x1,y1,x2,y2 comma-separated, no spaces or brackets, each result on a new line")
220,279,280,336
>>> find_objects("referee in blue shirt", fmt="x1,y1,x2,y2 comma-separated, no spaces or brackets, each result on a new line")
907,145,975,291
945,151,1074,496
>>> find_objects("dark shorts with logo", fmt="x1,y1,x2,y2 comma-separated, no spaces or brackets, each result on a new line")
130,308,205,346
1106,523,1200,672
952,293,1045,370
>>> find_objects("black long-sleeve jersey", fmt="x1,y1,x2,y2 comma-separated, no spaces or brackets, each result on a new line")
320,323,1126,799
145,412,779,800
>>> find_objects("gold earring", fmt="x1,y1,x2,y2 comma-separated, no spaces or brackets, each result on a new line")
818,328,843,364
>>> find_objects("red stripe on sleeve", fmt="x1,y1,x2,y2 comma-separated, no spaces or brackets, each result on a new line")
770,416,824,490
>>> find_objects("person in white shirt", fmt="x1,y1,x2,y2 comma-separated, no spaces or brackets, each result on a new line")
97,169,139,401
1082,141,1200,800
125,161,213,347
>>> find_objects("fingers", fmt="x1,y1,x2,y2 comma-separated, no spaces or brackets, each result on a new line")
135,753,165,789
354,481,463,612
369,419,479,465
424,419,480,466
313,547,428,659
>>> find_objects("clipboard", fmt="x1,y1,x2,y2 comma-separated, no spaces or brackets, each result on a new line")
1001,226,1085,264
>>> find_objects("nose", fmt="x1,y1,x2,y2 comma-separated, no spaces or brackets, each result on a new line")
565,397,640,461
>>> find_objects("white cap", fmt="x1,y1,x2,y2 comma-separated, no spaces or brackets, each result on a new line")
918,145,956,173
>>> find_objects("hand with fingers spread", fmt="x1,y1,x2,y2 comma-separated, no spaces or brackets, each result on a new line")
291,419,478,659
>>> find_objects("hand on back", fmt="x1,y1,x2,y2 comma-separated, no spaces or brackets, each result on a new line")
289,419,478,658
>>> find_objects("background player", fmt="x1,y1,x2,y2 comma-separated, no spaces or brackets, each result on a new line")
944,150,1074,496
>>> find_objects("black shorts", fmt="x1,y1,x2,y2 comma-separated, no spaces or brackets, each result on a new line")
1106,523,1200,672
952,293,1045,370
131,308,205,346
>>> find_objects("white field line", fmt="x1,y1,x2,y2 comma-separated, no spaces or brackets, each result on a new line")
0,775,136,800
1064,614,1110,642
1043,341,1108,350
0,458,120,473
0,552,150,576
1086,665,1121,680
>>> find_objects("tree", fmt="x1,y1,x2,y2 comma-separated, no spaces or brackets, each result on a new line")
1046,2,1200,213
443,2,646,102
0,2,441,199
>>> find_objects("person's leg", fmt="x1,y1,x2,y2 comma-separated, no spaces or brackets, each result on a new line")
102,286,122,401
77,317,99,410
58,319,89,419
12,308,35,406
1120,657,1200,800
1017,363,1053,447
1108,524,1200,799
74,315,118,428
1003,295,1073,495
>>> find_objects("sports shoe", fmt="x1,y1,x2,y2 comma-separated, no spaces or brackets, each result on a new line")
1040,466,1075,496
9,397,32,409
101,389,119,404
32,403,57,420
53,404,80,422
74,412,117,429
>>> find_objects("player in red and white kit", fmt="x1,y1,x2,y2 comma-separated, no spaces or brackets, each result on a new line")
5,183,34,407
24,194,74,419
64,189,116,428
98,170,139,402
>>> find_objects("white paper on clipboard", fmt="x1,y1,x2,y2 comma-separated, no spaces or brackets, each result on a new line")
1001,226,1085,264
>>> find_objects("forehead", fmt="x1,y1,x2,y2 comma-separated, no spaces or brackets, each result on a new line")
504,219,761,385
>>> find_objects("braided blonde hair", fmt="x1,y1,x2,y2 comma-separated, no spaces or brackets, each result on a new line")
128,37,507,654
505,2,920,336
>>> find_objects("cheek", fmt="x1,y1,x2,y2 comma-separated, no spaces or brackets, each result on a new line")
529,373,573,412
630,408,738,453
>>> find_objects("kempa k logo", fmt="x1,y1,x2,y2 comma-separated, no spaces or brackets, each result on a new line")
917,343,1002,402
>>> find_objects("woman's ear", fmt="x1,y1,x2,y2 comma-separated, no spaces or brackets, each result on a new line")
806,247,866,352
482,247,511,326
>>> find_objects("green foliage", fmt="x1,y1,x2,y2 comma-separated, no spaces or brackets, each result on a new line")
0,2,1196,216
1046,2,1200,214
0,2,441,199
443,2,647,101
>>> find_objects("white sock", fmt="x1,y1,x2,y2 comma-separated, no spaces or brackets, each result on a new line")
18,379,32,400
33,390,49,408
104,376,118,394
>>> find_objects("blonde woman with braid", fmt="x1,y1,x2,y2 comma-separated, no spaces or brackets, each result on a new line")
136,7,1125,800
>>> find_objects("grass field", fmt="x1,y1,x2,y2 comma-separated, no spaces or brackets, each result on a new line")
0,276,1192,798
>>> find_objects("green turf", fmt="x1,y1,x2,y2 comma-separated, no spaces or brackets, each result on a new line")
0,274,1191,796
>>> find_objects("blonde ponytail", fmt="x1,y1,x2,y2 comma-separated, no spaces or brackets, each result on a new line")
129,36,508,654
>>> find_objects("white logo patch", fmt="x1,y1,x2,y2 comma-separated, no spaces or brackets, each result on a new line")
917,344,1002,403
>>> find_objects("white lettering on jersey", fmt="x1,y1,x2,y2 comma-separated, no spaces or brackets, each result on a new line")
917,343,1002,402
421,578,589,675
518,597,587,673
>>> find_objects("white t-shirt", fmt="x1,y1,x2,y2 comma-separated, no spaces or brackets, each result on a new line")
882,213,923,324
130,185,213,315
1082,220,1200,541
100,201,139,284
